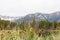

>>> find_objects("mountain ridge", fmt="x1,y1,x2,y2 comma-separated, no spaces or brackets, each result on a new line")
14,11,60,22
0,11,60,22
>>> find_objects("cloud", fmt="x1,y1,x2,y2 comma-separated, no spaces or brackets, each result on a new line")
0,0,60,16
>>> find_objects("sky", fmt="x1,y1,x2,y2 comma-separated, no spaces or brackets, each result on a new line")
0,0,60,17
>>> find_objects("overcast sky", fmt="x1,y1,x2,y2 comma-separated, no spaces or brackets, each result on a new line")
0,0,60,17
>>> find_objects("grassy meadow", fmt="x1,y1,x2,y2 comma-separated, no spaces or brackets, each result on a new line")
0,20,60,40
0,29,60,40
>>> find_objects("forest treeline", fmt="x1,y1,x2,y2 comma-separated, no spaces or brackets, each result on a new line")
0,19,60,30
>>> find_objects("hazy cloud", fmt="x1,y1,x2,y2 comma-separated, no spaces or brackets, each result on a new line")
0,0,60,16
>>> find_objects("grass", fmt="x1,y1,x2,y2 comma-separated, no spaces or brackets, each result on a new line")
0,29,60,40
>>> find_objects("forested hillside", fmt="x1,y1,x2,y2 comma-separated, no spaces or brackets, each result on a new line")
0,19,60,30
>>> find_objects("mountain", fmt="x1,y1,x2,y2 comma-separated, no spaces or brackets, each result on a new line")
0,15,20,22
14,11,60,23
0,11,60,22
